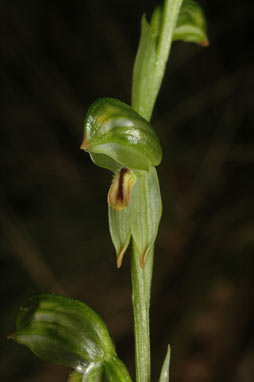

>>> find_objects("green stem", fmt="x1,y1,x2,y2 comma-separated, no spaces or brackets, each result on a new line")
130,1,183,381
131,242,154,382
153,0,183,106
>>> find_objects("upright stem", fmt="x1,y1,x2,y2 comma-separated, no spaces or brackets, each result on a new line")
153,0,183,105
131,242,154,382
130,2,183,381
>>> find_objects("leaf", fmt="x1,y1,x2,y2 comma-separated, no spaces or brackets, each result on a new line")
11,294,116,371
173,0,209,46
159,345,171,382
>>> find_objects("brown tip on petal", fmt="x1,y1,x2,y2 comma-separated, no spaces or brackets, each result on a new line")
116,248,125,268
140,249,149,269
80,138,90,150
201,39,209,47
116,256,122,268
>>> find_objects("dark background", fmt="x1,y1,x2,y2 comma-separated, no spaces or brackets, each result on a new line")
0,0,253,381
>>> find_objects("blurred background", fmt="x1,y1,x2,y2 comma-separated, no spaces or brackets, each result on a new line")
0,0,253,381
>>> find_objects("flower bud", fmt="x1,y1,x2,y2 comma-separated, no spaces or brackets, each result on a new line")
11,294,115,370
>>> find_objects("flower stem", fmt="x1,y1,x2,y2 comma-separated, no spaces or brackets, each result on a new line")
130,1,183,381
131,242,154,382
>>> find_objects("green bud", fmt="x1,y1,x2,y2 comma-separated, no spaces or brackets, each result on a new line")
173,0,209,46
149,1,209,48
81,98,162,172
11,294,115,372
81,98,162,268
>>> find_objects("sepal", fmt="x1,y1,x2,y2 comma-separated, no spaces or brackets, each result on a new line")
131,167,162,267
109,167,162,268
109,202,131,268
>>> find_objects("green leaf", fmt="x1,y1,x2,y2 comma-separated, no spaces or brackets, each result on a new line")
173,0,209,46
159,345,171,382
12,294,116,371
